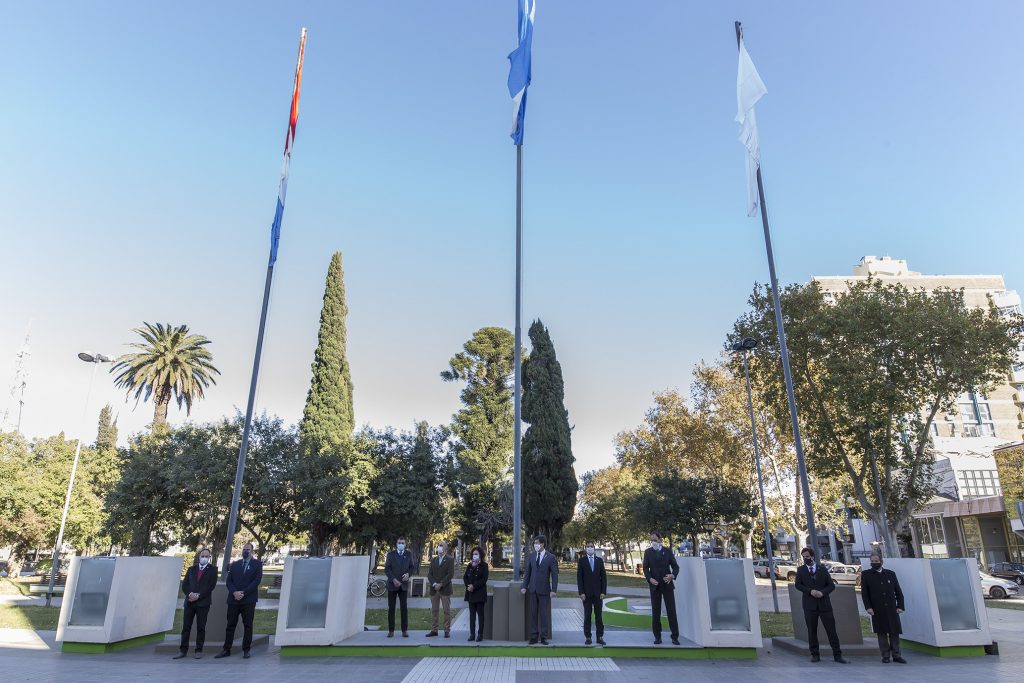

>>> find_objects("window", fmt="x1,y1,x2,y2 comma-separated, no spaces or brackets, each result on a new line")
915,516,946,549
957,470,1001,498
998,304,1022,317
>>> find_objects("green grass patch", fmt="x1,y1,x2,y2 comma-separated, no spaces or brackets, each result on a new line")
987,600,1024,611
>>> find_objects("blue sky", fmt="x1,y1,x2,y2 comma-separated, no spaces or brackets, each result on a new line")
2,1,1022,475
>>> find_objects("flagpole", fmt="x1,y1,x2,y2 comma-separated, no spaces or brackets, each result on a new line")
735,21,817,551
221,28,306,575
513,142,523,583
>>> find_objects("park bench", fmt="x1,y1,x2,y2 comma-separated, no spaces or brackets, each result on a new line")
266,575,283,596
28,575,67,596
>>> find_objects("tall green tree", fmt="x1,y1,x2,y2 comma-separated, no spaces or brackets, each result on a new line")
111,322,220,427
521,320,577,549
96,404,118,452
298,251,362,554
732,279,1024,553
571,465,644,570
442,327,515,562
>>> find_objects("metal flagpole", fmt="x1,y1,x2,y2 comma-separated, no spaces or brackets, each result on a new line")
735,22,817,550
736,342,779,613
513,143,523,583
222,28,307,575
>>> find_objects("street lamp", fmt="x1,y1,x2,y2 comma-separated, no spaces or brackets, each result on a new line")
730,336,780,613
45,352,114,607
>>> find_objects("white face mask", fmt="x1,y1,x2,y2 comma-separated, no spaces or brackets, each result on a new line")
586,547,595,556
198,556,210,567
651,541,662,551
397,543,405,552
472,554,480,562
436,547,444,556
534,543,542,553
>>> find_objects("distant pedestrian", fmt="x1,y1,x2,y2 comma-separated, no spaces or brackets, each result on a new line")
861,552,906,664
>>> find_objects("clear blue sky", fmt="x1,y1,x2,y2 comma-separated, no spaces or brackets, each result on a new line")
2,1,1022,475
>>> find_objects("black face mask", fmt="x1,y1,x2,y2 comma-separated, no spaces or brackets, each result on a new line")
870,562,882,570
242,549,251,559
803,557,814,566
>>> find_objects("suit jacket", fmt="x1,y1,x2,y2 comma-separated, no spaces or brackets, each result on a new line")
522,551,559,594
225,557,263,605
384,549,416,593
861,567,904,634
463,561,489,604
576,554,607,598
427,555,455,596
795,563,835,613
181,563,218,608
643,547,679,591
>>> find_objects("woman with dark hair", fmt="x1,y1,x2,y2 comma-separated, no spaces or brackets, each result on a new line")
463,546,489,642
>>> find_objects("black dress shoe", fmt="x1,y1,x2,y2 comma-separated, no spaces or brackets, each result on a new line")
173,652,188,659
893,656,907,664
882,657,891,663
402,632,409,638
597,638,606,645
671,637,680,645
214,651,231,659
468,634,477,642
387,632,395,638
194,652,203,659
541,638,549,645
834,657,849,664
810,654,820,662
585,638,592,645
242,651,251,659
653,638,662,645
476,634,483,642
425,631,438,637
444,632,450,638
528,638,538,645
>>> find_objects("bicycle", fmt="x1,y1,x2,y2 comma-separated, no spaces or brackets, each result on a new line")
367,574,387,598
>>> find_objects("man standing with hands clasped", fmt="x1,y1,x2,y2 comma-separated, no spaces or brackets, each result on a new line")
426,540,454,638
385,535,416,638
795,546,848,664
521,534,558,645
215,542,262,659
643,531,680,645
861,552,907,664
576,541,607,645
174,547,217,660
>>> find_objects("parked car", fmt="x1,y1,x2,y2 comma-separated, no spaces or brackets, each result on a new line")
823,562,862,586
989,562,1024,586
979,571,1020,599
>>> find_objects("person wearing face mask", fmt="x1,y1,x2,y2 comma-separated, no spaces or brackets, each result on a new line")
642,531,680,645
384,535,416,637
463,546,489,641
576,541,607,645
215,542,263,659
795,546,847,664
426,541,454,638
521,534,559,644
173,547,218,659
861,552,906,664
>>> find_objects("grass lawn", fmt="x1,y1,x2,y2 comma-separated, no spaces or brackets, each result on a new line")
987,600,1024,611
758,611,872,638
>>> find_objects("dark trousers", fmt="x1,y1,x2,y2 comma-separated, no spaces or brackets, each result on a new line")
223,603,255,653
877,632,901,658
179,602,209,653
583,596,604,639
529,591,552,639
387,589,409,633
649,586,679,638
468,602,485,636
805,610,842,658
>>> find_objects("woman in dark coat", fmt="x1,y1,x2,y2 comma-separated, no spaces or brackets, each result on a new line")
463,546,489,642
860,553,906,664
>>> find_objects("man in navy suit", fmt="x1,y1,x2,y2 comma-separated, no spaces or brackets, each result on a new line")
384,535,416,637
215,542,263,659
521,534,559,644
643,531,680,645
576,540,607,645
795,546,848,664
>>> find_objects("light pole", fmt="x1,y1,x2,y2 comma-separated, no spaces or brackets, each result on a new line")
731,336,780,613
45,352,114,607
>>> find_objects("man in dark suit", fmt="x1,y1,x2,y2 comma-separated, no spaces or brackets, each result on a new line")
861,552,906,664
215,542,263,659
576,540,607,645
384,535,416,637
643,531,680,645
173,547,218,659
521,534,559,644
795,546,848,663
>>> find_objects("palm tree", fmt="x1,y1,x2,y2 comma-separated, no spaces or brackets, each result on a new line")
112,322,220,427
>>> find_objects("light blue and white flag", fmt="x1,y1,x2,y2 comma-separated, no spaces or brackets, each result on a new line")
507,0,535,145
736,33,767,217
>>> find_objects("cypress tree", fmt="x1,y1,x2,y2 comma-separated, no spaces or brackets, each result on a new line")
301,251,355,449
96,404,118,452
298,251,356,554
521,320,577,548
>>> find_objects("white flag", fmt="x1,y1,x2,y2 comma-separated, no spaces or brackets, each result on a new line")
736,36,767,217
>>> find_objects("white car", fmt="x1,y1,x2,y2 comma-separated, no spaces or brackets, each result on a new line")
980,571,1020,600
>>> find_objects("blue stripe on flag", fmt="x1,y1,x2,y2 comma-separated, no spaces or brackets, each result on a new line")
507,0,534,145
269,197,284,266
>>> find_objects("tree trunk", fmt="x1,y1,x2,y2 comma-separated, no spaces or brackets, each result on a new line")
152,389,170,427
308,522,333,556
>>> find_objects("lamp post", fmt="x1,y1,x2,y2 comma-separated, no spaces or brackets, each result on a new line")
45,352,114,607
731,336,779,613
